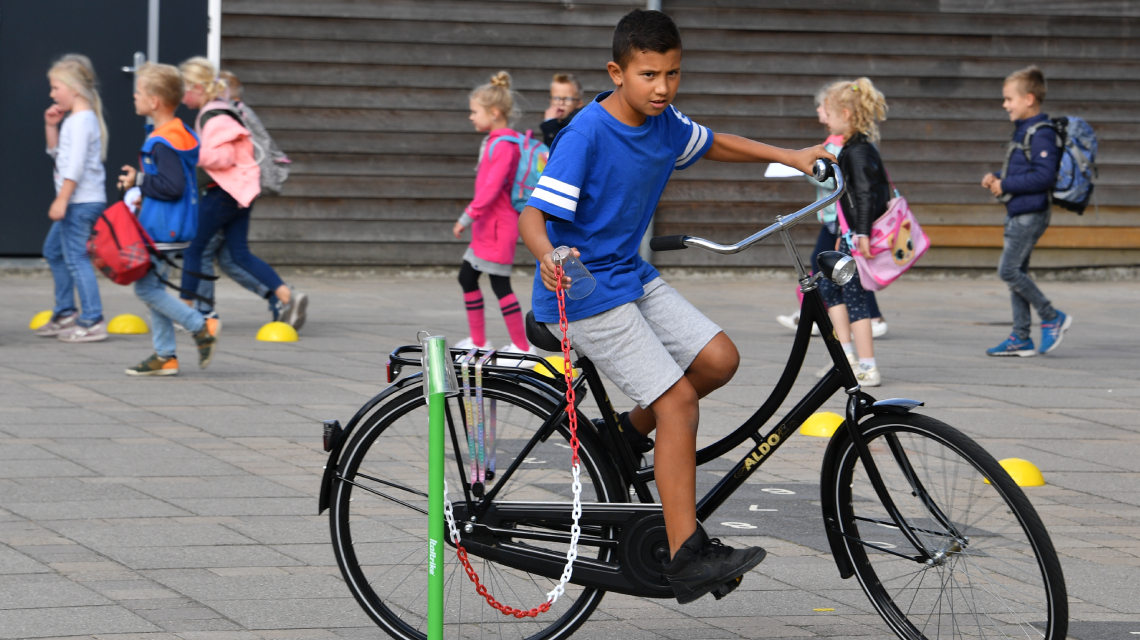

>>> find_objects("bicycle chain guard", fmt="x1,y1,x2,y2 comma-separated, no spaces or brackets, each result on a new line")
441,263,583,618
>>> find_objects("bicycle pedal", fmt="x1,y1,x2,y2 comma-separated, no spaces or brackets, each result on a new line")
711,575,743,600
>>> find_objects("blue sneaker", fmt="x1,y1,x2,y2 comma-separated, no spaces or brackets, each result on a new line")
1039,311,1072,354
986,335,1036,357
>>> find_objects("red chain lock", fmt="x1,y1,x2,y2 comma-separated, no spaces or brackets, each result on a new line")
446,263,580,618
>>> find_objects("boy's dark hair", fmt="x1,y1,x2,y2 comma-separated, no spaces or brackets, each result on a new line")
1005,65,1047,105
613,9,682,69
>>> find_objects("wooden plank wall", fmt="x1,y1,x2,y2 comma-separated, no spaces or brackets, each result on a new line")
222,0,1140,269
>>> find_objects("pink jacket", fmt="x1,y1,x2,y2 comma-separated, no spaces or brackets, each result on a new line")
196,100,260,207
465,128,521,265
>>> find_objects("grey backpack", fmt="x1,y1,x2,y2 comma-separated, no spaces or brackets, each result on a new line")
200,101,291,196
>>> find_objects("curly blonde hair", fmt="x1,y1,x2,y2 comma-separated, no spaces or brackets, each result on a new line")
48,54,109,161
825,77,888,143
470,71,521,124
179,56,227,102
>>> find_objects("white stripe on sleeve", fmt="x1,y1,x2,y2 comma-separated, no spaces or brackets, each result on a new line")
537,175,581,199
530,187,578,212
676,125,708,167
678,121,700,165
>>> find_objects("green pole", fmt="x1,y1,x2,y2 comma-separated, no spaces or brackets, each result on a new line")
423,336,456,640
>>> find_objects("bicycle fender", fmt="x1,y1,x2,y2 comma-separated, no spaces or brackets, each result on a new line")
819,423,856,580
318,374,424,515
870,398,924,415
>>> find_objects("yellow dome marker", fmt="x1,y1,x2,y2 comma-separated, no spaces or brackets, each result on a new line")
985,458,1045,487
107,313,149,334
29,310,53,330
799,411,844,437
534,355,577,379
256,321,299,342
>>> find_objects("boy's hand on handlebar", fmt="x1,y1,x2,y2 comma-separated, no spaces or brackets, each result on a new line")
540,248,577,292
787,145,836,176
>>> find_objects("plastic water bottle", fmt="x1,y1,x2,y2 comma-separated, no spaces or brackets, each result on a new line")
551,246,596,300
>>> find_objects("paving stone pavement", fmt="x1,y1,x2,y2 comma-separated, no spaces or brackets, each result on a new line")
1,271,1138,640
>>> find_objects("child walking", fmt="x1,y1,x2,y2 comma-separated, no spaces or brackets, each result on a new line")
452,71,534,359
982,65,1070,356
777,86,887,340
816,78,891,387
520,10,832,603
178,57,308,330
189,70,289,325
38,54,108,342
117,63,218,375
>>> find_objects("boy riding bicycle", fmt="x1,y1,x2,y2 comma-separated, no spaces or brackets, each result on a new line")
519,9,833,603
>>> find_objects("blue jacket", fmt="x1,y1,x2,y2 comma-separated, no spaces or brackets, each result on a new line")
138,119,200,243
995,113,1059,216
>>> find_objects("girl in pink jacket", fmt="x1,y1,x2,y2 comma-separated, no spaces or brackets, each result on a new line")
177,57,308,330
452,72,533,358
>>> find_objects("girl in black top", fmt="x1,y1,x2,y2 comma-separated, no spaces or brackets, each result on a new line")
818,78,890,387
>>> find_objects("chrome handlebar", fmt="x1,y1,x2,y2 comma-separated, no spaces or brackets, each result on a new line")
650,160,845,256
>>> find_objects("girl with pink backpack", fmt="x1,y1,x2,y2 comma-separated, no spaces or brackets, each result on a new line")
815,78,893,387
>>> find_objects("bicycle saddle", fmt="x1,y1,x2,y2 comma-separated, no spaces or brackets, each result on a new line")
525,310,565,352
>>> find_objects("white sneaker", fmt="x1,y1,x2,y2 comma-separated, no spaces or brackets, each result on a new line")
500,342,539,369
855,364,881,387
776,311,799,331
871,318,889,338
453,337,493,351
776,310,821,336
815,351,857,378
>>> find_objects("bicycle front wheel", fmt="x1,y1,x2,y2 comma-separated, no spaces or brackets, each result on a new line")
827,413,1067,640
329,377,622,640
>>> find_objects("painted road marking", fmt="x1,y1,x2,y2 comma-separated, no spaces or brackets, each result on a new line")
749,505,777,511
761,488,796,495
721,522,758,529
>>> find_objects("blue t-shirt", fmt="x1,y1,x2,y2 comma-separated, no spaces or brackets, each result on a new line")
527,92,713,323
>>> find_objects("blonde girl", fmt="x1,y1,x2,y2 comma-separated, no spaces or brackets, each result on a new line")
38,54,109,342
178,57,308,329
816,77,890,386
452,71,534,359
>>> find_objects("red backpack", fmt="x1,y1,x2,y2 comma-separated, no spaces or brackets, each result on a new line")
87,200,218,301
88,201,153,285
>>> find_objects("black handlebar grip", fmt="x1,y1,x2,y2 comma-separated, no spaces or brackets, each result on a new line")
649,235,689,251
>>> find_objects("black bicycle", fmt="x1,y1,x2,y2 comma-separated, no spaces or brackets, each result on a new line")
319,162,1067,640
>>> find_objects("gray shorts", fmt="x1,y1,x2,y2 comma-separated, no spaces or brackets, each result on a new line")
547,278,722,409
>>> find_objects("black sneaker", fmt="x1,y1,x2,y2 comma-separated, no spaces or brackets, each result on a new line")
593,412,655,466
662,526,767,604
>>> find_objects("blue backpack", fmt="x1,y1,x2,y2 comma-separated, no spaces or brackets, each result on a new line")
1004,116,1098,215
487,130,550,212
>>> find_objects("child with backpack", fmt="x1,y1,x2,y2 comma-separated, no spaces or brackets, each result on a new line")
116,63,218,375
814,78,892,387
189,70,289,325
520,9,832,603
38,54,108,343
776,86,888,341
178,57,308,330
982,65,1072,356
451,71,534,359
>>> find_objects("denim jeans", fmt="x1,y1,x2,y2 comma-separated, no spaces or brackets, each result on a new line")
42,201,105,327
193,231,272,315
134,260,205,358
999,210,1057,340
182,187,284,303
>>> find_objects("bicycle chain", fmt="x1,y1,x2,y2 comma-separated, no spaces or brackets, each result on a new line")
441,263,582,618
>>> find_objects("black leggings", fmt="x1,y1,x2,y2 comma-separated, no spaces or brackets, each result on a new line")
459,261,513,298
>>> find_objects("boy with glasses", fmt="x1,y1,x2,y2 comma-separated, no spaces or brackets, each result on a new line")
540,73,584,147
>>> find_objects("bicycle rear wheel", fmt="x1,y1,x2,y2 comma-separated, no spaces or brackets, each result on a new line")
827,413,1067,640
330,377,622,640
